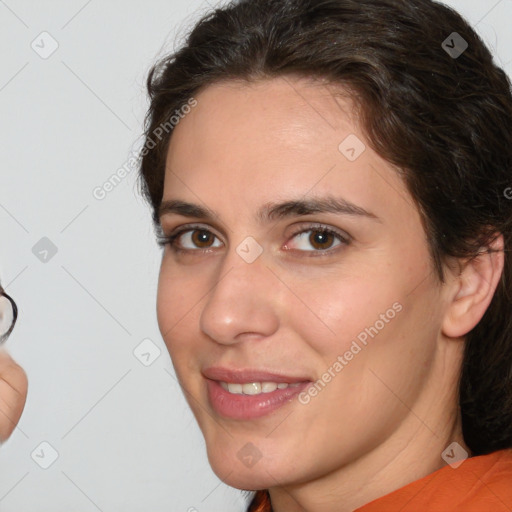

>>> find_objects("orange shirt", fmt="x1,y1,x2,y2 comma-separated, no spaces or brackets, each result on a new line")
355,448,512,512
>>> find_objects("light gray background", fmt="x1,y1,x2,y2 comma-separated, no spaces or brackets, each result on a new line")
0,1,510,511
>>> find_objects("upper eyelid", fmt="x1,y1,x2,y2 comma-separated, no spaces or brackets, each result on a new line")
167,223,220,239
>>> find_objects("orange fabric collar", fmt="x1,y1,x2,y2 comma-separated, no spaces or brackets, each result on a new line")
355,448,512,512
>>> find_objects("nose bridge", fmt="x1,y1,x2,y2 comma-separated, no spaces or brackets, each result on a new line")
199,240,280,344
215,232,271,296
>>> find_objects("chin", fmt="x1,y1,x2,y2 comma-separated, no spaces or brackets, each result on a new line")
206,430,346,494
205,439,299,491
209,460,278,490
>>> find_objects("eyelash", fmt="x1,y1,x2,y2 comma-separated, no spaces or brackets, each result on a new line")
156,223,351,257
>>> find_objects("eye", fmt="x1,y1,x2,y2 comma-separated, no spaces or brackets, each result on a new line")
157,224,222,252
284,224,350,256
157,222,350,256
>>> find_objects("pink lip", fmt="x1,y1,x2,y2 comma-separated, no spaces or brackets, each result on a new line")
203,366,313,420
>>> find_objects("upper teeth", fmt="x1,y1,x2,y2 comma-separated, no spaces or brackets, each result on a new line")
220,381,301,395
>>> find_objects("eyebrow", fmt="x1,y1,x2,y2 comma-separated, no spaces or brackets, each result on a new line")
158,196,382,224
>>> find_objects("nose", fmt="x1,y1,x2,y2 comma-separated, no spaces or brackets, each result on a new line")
199,244,281,346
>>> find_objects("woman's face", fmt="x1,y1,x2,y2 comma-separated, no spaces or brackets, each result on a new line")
156,77,461,491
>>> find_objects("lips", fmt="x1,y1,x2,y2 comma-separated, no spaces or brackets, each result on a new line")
202,366,313,420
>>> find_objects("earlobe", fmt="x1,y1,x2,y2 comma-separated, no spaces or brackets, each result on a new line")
442,234,505,339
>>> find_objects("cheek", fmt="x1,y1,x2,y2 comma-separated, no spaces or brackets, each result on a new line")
156,258,196,332
156,260,208,378
307,277,438,420
156,284,193,381
156,263,189,350
294,274,403,359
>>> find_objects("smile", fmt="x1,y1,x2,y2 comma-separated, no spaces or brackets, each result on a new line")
202,366,313,419
219,381,303,395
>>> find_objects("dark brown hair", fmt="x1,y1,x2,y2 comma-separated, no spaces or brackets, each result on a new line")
137,0,512,510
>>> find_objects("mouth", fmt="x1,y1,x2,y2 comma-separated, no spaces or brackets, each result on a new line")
219,380,303,394
203,366,313,420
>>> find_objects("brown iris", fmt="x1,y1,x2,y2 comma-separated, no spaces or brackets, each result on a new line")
191,229,215,248
307,230,336,251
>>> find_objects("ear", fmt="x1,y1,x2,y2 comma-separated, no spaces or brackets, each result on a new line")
442,233,505,338
0,348,28,443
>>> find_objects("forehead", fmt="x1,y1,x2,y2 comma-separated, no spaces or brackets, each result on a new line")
163,77,416,229
167,76,358,161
